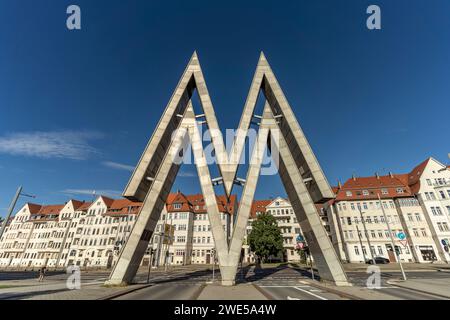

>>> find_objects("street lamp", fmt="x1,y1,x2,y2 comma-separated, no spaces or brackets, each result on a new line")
0,186,36,241
357,206,376,265
378,193,407,281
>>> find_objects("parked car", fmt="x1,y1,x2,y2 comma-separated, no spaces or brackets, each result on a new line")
366,257,390,264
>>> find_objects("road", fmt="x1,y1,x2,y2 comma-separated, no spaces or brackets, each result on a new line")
115,284,204,300
1,265,449,300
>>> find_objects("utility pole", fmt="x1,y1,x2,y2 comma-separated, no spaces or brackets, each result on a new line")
355,224,368,263
378,193,407,280
358,206,376,264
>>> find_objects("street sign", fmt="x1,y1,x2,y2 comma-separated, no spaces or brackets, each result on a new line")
296,234,304,243
399,239,408,248
396,232,406,240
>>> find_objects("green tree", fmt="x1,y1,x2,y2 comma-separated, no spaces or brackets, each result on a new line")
248,213,284,263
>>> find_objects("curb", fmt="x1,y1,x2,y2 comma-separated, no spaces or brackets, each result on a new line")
386,280,450,300
190,284,206,300
303,281,364,301
252,284,275,300
98,284,153,300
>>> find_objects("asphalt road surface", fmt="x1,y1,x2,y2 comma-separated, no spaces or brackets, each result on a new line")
114,284,204,300
256,284,348,300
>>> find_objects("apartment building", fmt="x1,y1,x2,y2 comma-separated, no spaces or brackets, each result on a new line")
0,197,142,269
327,157,450,264
409,158,450,262
0,191,316,269
149,192,236,266
6,158,446,270
243,197,313,263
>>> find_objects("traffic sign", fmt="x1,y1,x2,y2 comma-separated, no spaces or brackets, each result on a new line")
296,234,305,243
399,239,408,248
396,232,406,240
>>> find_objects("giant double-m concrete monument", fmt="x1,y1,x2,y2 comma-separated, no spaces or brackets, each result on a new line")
106,52,350,286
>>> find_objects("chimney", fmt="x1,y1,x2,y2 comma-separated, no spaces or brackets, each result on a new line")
352,174,356,181
375,172,380,179
389,171,394,178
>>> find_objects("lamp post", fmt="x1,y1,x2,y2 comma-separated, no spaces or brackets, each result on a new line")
378,193,407,281
358,206,376,265
0,186,36,241
355,224,367,263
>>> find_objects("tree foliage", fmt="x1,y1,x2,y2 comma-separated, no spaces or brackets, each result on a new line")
248,212,284,262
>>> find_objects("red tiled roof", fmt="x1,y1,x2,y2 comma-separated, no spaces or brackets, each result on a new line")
334,174,412,201
27,203,42,214
406,158,431,194
99,196,115,207
37,204,65,215
71,200,85,210
250,200,272,218
165,192,237,215
77,202,92,212
105,199,142,215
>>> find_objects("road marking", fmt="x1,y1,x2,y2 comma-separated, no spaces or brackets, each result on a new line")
294,286,328,300
287,296,301,300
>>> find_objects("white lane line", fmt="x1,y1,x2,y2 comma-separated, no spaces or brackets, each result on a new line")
294,286,328,300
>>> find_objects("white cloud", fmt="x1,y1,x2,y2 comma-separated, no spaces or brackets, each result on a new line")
61,189,123,198
0,131,102,160
102,161,134,172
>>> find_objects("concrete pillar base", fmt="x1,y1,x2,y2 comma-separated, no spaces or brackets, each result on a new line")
221,279,236,286
104,280,129,287
220,265,237,286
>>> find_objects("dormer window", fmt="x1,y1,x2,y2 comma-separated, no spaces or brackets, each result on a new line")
346,191,352,197
173,203,182,210
362,190,369,196
275,201,280,206
381,188,388,195
396,188,404,194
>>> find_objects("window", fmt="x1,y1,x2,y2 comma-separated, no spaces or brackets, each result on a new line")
421,229,427,237
415,213,421,221
346,191,352,197
426,179,432,186
439,191,446,199
407,214,413,222
362,190,369,196
381,188,388,195
396,188,404,194
347,217,352,225
173,203,182,210
354,246,360,255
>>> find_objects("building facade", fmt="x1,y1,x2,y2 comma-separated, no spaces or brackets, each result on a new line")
327,157,450,264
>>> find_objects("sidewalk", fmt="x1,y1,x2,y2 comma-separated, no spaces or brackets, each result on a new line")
197,284,268,300
303,279,398,300
0,279,143,300
387,278,450,299
343,263,450,273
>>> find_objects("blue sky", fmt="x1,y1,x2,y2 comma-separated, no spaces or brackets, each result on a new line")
0,0,449,215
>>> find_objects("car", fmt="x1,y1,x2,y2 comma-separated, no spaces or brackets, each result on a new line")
366,256,390,264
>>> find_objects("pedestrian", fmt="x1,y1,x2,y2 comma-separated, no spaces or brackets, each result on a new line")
38,266,46,282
